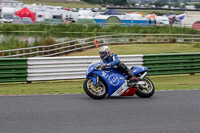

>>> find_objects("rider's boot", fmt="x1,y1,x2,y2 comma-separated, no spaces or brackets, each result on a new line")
127,71,140,87
127,71,137,83
129,77,137,82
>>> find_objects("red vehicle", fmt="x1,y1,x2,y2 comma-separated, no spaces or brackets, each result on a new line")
192,21,200,29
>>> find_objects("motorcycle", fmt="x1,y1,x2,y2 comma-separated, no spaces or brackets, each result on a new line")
83,63,155,99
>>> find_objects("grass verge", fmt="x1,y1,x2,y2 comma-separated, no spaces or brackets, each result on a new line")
66,43,200,56
0,74,199,95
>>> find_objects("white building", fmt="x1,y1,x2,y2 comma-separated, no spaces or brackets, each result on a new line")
185,5,196,10
23,4,72,22
0,0,23,8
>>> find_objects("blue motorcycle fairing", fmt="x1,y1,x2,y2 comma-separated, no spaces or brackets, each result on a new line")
86,63,103,77
131,66,148,75
87,70,126,96
86,63,148,96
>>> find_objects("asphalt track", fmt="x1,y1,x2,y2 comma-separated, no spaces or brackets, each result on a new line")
0,90,200,133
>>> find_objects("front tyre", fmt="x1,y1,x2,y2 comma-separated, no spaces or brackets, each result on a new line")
135,77,155,98
83,78,107,99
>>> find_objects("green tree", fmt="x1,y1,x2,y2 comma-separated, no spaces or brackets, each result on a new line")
153,1,168,7
194,4,200,9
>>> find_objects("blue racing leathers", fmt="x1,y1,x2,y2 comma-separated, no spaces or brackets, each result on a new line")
102,53,119,67
102,53,133,79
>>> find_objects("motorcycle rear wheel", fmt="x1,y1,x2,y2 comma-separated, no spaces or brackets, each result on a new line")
83,78,107,99
135,77,155,98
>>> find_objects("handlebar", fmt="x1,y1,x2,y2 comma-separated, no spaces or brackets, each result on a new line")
95,64,107,70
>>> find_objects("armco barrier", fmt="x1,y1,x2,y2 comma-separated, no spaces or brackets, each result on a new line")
143,53,200,75
27,55,143,81
0,53,200,83
0,58,28,82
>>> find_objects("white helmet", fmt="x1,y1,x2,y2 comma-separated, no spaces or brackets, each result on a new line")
99,46,111,60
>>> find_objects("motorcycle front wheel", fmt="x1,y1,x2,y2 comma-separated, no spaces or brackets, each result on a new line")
83,78,107,99
135,77,155,98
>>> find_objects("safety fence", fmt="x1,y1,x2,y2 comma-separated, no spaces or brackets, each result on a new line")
0,52,200,83
1,34,200,58
0,58,28,82
144,53,200,75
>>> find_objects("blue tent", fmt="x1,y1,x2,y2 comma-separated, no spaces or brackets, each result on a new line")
176,14,185,20
167,12,175,16
103,9,121,15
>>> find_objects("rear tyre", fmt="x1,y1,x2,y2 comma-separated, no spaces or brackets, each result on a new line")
83,78,107,99
135,77,155,98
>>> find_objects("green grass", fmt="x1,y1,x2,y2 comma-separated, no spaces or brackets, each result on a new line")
151,74,200,90
66,43,200,56
0,80,84,95
187,2,200,5
0,74,199,95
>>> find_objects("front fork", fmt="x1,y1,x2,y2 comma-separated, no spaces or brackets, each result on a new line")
88,75,99,86
96,76,99,86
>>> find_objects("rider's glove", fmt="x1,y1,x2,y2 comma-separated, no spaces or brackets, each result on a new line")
101,63,110,69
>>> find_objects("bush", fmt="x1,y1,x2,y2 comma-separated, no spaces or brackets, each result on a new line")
1,23,200,34
0,36,57,50
40,36,57,45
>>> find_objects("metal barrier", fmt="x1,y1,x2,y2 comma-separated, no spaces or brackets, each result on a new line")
27,55,143,81
0,58,28,82
1,34,200,58
0,53,200,83
144,53,200,75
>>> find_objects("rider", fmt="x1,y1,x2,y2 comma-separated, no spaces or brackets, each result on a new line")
99,45,136,82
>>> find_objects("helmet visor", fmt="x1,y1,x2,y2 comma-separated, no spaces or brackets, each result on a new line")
99,52,106,59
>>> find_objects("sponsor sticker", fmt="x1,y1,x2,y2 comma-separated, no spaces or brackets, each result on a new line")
108,74,120,86
111,81,128,96
119,77,124,80
102,71,108,78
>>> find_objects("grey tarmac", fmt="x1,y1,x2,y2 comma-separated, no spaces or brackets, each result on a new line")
0,90,200,133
